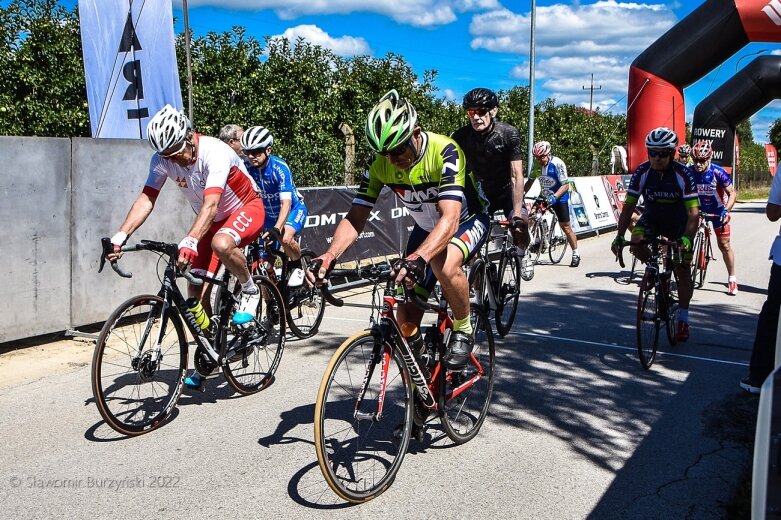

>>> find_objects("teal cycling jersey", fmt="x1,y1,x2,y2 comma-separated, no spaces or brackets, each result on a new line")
353,132,487,231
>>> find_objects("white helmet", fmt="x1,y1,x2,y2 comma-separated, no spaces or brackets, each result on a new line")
645,127,678,150
241,126,274,151
147,104,189,153
533,141,551,157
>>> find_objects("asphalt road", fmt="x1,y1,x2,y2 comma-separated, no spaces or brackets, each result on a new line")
0,201,772,519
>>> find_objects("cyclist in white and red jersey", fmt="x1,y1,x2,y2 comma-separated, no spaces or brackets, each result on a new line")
690,140,738,295
106,105,266,386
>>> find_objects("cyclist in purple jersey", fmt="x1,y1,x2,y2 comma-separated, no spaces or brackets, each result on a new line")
611,127,699,342
690,140,738,295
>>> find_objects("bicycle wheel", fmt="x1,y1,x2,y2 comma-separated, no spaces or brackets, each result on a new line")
91,295,187,436
636,272,660,369
529,219,543,265
495,251,521,337
698,231,712,288
314,332,412,503
690,231,703,289
629,254,641,283
665,271,680,347
440,304,495,444
221,275,286,395
285,249,326,339
548,214,568,264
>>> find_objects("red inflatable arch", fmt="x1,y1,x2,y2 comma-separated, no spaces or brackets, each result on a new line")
627,0,781,171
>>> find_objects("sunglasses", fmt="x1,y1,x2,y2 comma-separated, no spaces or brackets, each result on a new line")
243,147,268,156
160,140,189,159
647,149,671,158
380,140,411,158
467,108,489,117
693,158,709,164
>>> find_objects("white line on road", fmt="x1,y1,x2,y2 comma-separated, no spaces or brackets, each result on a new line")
517,331,749,367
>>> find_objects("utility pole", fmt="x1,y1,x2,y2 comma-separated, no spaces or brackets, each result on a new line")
582,73,602,113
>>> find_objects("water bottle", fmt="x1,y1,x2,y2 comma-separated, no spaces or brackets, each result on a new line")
186,297,211,330
400,322,424,357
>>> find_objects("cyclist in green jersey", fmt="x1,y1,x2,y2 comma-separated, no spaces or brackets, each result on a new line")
307,90,490,369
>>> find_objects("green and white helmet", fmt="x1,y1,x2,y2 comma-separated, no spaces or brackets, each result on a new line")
365,89,418,154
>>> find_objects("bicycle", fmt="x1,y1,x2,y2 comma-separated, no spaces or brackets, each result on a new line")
92,238,286,436
245,238,326,339
527,195,568,265
691,212,720,290
468,217,522,337
616,237,681,369
312,263,495,502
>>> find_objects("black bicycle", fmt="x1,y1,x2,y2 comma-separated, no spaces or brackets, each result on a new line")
92,238,286,436
617,237,681,369
313,263,495,502
468,217,522,337
691,211,719,289
527,195,568,265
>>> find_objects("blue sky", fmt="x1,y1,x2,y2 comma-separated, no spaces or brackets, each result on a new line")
60,0,781,142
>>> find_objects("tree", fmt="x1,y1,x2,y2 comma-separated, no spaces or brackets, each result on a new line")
768,118,781,151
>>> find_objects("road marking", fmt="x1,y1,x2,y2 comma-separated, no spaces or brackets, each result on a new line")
517,331,749,367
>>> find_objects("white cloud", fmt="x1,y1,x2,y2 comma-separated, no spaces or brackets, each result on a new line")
271,25,371,56
442,88,458,101
189,0,462,27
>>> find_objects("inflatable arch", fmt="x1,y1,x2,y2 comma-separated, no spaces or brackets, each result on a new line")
691,55,781,171
627,0,781,171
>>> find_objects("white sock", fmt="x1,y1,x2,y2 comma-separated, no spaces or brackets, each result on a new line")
572,249,579,256
241,279,258,294
728,275,737,282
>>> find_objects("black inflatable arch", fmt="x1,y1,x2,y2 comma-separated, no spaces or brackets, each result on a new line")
692,55,781,170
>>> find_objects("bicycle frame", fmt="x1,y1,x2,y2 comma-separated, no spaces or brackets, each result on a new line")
475,219,514,311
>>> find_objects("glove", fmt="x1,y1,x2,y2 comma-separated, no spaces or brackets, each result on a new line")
511,216,528,232
720,209,730,224
393,253,427,285
262,227,282,242
549,195,557,205
178,235,199,266
109,231,128,256
308,251,336,283
611,235,627,255
678,235,692,253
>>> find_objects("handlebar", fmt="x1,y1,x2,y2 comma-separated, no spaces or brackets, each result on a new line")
614,237,683,269
98,237,204,285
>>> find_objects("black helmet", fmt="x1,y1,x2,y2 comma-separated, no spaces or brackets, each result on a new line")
462,88,499,109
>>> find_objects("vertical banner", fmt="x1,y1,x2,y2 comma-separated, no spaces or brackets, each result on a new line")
766,144,778,175
567,180,593,234
602,175,627,222
78,0,182,138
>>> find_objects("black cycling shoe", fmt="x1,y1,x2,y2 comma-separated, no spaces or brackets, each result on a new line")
392,422,427,443
444,331,474,370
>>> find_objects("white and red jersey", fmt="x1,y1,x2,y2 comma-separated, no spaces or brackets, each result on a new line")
143,134,259,222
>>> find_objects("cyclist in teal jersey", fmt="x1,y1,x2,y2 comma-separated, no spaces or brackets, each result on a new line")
307,90,489,369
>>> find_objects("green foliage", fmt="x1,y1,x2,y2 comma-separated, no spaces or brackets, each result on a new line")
0,0,88,136
768,118,781,150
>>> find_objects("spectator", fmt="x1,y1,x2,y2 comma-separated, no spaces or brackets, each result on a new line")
219,124,245,156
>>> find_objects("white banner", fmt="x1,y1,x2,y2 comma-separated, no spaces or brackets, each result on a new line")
572,176,617,230
78,0,182,138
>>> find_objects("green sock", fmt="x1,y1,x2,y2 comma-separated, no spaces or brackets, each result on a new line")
453,316,473,335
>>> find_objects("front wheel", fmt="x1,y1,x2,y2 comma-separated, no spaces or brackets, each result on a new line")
690,232,704,289
91,295,187,436
285,250,326,339
222,275,287,395
440,304,495,444
636,272,660,369
529,219,543,266
548,214,568,264
495,251,521,337
314,332,412,503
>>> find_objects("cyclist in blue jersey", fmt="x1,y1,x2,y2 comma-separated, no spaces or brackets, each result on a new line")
529,141,580,267
690,140,738,295
611,127,700,341
241,126,308,286
307,90,489,370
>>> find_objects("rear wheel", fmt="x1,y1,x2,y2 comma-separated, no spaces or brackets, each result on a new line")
495,251,521,337
548,214,568,264
91,295,187,436
636,272,660,369
314,332,412,503
467,257,487,312
285,249,326,339
222,275,286,395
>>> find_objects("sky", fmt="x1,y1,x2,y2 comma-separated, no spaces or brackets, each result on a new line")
60,0,781,142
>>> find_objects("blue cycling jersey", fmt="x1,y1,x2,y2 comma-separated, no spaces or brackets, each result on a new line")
693,163,732,216
532,156,570,203
245,155,305,223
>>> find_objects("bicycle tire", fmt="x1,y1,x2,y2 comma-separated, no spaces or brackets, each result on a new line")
223,275,287,395
665,270,680,347
91,294,187,436
698,231,711,288
495,251,521,337
529,220,543,265
548,213,568,264
690,231,703,289
314,332,412,503
285,249,326,339
636,272,660,369
440,304,495,444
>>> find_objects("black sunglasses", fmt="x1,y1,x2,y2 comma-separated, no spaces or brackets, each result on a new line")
380,139,411,158
647,149,671,158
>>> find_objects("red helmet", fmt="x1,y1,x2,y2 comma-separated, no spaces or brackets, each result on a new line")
533,141,551,157
691,140,713,161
